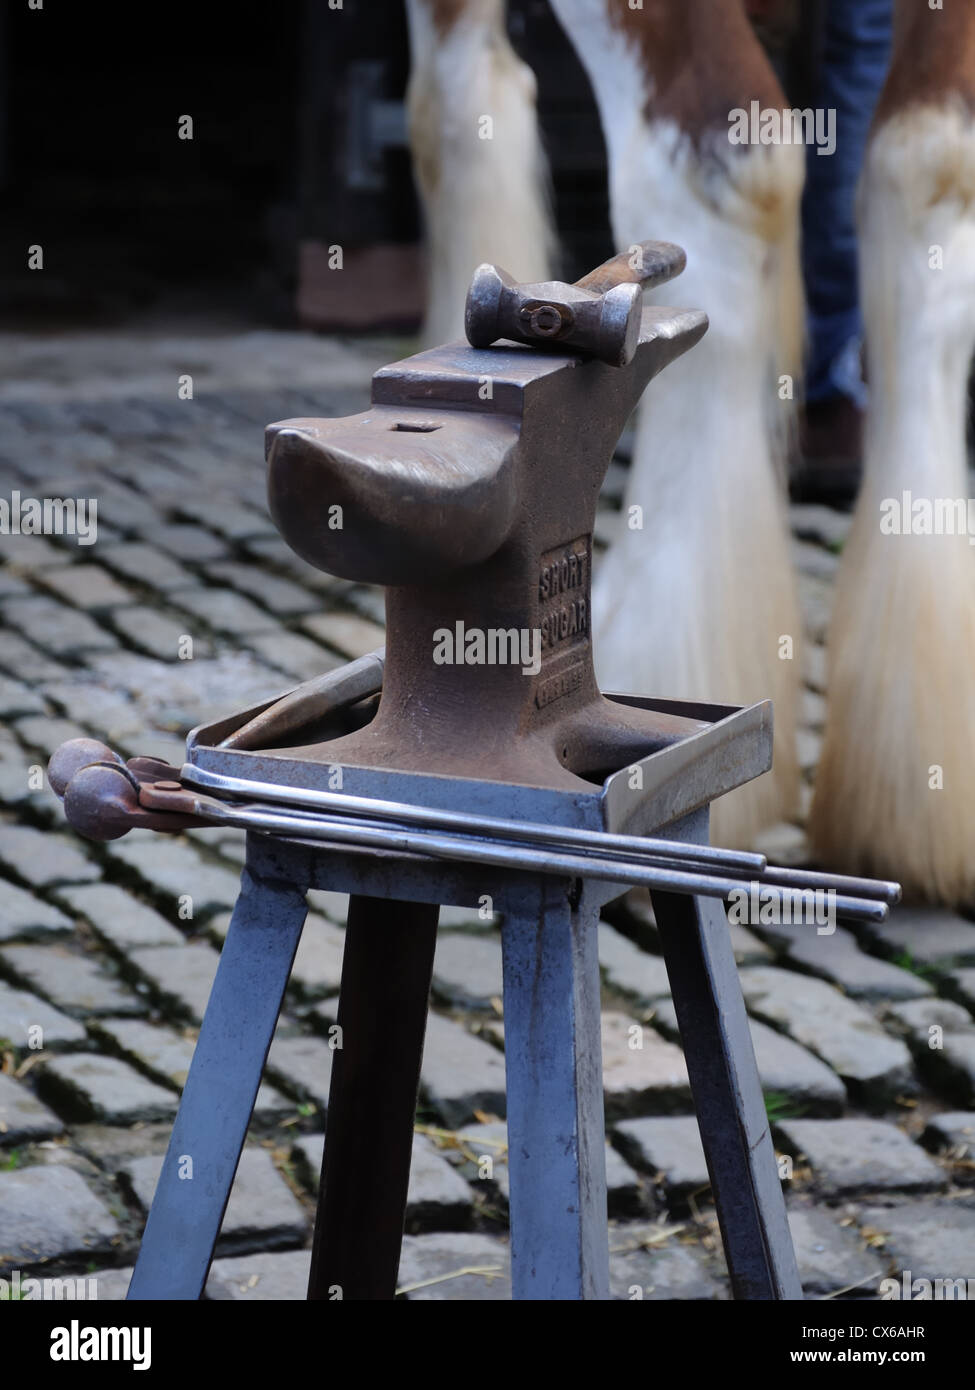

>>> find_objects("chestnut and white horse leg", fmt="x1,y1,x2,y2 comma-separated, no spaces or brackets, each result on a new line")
404,0,556,345
552,0,804,846
810,3,975,901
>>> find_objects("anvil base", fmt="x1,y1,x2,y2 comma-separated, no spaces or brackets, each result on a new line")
124,681,800,1302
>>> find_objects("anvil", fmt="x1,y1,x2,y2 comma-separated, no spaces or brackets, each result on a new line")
241,290,755,806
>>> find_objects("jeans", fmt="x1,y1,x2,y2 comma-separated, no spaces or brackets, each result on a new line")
801,0,894,405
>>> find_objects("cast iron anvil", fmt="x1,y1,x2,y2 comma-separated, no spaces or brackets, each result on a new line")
260,241,729,795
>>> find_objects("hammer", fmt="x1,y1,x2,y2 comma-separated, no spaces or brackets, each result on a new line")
465,239,687,366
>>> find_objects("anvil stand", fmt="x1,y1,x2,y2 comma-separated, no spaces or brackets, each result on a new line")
118,283,802,1302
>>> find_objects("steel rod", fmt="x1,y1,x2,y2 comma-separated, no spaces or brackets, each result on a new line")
184,795,890,923
182,763,766,875
181,763,899,905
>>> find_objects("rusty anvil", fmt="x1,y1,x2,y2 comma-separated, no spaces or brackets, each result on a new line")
49,239,776,843
255,241,743,798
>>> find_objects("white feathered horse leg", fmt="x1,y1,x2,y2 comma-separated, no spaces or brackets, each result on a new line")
810,6,975,902
551,0,804,847
404,0,556,346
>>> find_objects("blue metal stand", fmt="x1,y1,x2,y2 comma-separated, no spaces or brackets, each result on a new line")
126,807,802,1302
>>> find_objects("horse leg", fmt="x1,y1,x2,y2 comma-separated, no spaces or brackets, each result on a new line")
810,1,975,901
551,0,804,848
404,0,556,345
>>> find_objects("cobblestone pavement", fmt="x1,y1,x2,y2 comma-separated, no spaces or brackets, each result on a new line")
0,326,974,1302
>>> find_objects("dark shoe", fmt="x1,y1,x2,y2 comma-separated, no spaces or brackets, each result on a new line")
792,395,864,510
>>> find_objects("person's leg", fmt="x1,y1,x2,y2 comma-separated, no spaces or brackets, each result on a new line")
799,0,894,504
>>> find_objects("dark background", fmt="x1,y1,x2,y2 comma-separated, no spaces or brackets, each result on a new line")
0,0,807,331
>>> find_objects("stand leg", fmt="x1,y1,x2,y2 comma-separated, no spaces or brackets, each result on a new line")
650,814,803,1300
501,879,609,1300
307,896,439,1300
127,849,308,1300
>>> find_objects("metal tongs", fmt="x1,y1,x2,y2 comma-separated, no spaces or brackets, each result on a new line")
47,656,900,926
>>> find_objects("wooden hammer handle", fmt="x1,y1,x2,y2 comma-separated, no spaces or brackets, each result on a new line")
575,240,686,296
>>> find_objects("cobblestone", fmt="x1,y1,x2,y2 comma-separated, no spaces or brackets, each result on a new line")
0,944,143,1017
168,586,280,636
208,561,320,616
0,1073,65,1144
0,674,47,718
107,834,241,915
420,1012,507,1127
0,735,53,813
295,1131,474,1231
777,926,933,1001
32,679,141,740
306,888,350,925
738,966,915,1105
300,611,385,659
0,533,66,571
139,522,228,563
0,1165,121,1270
15,714,91,761
776,1119,947,1196
207,1250,311,1301
0,822,99,887
0,632,67,683
651,997,846,1115
922,1112,975,1157
56,882,185,950
789,502,852,549
40,563,135,610
432,932,503,1007
598,924,671,1004
109,605,212,661
396,1232,510,1300
600,1012,691,1118
786,1206,883,1297
861,906,975,969
98,541,196,591
288,913,346,998
265,1032,335,1113
38,1052,179,1123
127,943,221,1023
248,629,341,681
91,1017,291,1123
857,1201,975,1282
0,979,87,1050
608,1225,725,1301
122,1147,308,1256
3,595,117,655
947,967,975,1016
454,1119,643,1217
612,1116,708,1196
0,880,74,941
884,997,975,1104
177,496,275,543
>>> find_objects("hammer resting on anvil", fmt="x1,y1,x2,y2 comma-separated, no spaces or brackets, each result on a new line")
262,240,715,793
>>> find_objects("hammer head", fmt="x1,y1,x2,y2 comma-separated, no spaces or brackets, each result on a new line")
465,239,688,366
466,265,643,367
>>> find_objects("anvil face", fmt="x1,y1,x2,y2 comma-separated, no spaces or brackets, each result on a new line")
261,308,710,794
